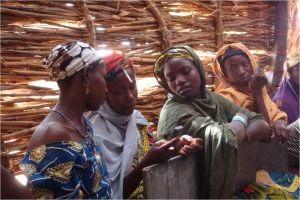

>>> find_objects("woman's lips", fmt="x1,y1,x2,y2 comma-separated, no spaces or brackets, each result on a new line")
178,86,191,95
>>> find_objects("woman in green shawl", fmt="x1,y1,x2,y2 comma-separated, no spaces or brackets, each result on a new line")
153,45,273,198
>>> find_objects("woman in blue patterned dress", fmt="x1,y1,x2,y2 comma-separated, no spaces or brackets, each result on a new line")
20,41,112,199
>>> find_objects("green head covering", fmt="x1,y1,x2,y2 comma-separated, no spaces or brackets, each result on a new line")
154,45,206,99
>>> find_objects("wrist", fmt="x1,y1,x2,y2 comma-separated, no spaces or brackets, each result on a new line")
232,115,248,129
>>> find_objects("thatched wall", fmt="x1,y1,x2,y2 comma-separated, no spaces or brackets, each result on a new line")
1,0,297,174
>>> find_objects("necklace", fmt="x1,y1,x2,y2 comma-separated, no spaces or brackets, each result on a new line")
52,109,88,138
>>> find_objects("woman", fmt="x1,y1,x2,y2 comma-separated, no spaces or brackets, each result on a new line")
90,52,202,199
213,43,288,143
273,50,300,168
154,45,272,198
20,41,112,199
273,49,299,125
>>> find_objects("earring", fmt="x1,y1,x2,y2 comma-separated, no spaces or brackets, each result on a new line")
85,86,89,95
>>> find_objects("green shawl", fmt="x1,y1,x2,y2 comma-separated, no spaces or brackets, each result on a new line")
154,45,262,198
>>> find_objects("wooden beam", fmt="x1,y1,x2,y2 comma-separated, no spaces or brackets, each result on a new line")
214,0,224,49
145,0,172,50
82,0,96,48
271,1,289,94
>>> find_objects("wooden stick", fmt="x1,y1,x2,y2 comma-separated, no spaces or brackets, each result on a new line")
214,0,224,49
145,0,172,50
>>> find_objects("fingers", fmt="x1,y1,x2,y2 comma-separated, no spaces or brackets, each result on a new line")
278,124,288,144
179,144,203,156
179,135,193,145
159,137,180,149
273,124,288,144
281,125,289,143
155,139,167,147
270,131,276,139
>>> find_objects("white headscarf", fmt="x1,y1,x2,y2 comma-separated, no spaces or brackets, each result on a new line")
89,101,148,199
286,48,300,68
43,41,102,81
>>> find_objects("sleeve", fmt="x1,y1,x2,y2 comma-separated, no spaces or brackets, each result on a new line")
157,100,239,198
20,142,84,199
264,95,288,124
214,93,264,123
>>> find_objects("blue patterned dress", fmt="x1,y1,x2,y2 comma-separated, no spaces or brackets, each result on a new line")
20,119,112,199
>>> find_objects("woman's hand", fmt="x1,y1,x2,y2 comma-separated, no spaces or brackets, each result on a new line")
250,67,268,93
143,136,203,166
272,120,289,144
178,135,203,155
123,136,202,198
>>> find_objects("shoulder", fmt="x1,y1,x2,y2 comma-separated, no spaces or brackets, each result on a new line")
162,98,192,113
215,87,242,104
28,120,72,150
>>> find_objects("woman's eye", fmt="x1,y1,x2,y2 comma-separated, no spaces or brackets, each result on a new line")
114,89,124,95
182,69,190,75
167,75,175,82
242,61,250,67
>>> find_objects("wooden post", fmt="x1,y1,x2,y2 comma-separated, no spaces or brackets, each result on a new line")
82,0,96,48
145,0,172,50
271,1,289,95
214,0,224,50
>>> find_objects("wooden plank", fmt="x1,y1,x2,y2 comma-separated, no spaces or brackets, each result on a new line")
143,142,260,198
235,141,258,193
142,154,201,199
257,140,288,173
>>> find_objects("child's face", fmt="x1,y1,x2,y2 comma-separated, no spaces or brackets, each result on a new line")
224,54,254,87
163,58,201,100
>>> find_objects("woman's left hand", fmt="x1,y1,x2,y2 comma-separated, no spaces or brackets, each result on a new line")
272,120,289,144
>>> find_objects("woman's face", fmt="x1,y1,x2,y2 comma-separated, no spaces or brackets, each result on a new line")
86,63,107,111
163,58,201,100
106,68,138,115
223,54,254,87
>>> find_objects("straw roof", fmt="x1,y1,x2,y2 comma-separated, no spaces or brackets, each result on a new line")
1,0,298,174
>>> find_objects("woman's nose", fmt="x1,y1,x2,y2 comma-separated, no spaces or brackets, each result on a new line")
125,90,134,101
237,66,246,76
176,75,185,86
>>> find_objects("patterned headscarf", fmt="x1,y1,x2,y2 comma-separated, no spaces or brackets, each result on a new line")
213,43,258,89
103,52,134,82
286,49,300,69
43,41,103,81
154,45,206,98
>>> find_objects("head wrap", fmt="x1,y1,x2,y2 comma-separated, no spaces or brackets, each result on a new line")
154,45,206,98
103,52,134,82
217,47,248,74
286,49,300,69
213,43,257,89
43,41,102,81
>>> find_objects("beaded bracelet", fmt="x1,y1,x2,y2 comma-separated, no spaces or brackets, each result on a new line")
232,115,248,128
